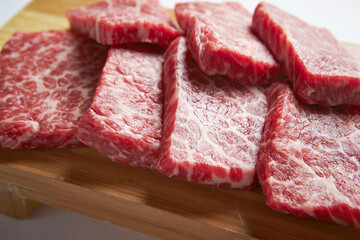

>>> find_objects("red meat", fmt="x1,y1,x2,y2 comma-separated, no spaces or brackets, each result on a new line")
0,30,107,149
78,44,164,169
156,37,268,188
67,0,181,48
252,2,360,106
175,2,281,85
258,82,360,227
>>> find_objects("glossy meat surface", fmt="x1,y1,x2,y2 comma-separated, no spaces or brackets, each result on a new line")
0,30,107,149
67,0,181,47
258,82,360,227
78,44,164,168
252,2,360,106
175,2,281,85
156,37,267,188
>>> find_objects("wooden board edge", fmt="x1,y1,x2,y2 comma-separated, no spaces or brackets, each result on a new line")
0,164,248,240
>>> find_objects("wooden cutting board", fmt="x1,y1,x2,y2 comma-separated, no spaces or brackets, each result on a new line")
0,0,359,239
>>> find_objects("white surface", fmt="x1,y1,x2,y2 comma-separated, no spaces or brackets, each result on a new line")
0,204,159,240
160,0,360,44
0,1,359,240
0,0,30,28
0,0,359,44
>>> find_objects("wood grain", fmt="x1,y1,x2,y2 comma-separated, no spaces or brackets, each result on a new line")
0,1,360,239
0,181,38,218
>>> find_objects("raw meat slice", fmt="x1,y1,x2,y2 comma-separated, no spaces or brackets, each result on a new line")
0,30,107,149
78,44,164,169
258,82,360,227
156,37,267,188
174,2,281,85
252,2,360,106
67,0,181,48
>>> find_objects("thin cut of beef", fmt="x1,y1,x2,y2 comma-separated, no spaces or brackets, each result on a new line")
0,30,107,149
174,2,281,85
252,2,360,106
155,37,267,188
258,82,360,227
67,0,181,48
78,44,164,169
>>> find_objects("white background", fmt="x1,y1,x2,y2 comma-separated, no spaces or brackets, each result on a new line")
1,0,359,44
0,0,359,240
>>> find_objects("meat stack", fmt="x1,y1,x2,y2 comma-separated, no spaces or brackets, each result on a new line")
1,0,359,228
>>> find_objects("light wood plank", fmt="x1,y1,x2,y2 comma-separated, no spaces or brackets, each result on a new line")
0,181,38,219
0,147,359,240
